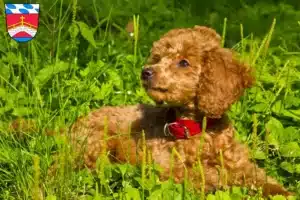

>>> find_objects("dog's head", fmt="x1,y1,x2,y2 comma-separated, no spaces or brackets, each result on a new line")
141,26,254,118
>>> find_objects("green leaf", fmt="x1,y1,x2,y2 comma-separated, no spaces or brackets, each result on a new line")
80,60,105,78
124,187,141,200
45,195,57,200
230,186,245,200
89,84,101,96
79,66,90,77
126,55,135,63
266,117,284,134
271,195,288,200
0,88,7,99
148,188,162,200
295,164,300,174
93,82,113,100
0,107,10,115
282,109,300,121
280,161,294,173
266,133,280,148
107,69,123,90
76,21,97,48
250,103,267,112
4,52,18,65
68,23,79,39
287,196,297,200
271,100,284,114
252,149,267,160
0,63,10,80
206,194,216,200
230,186,244,195
272,101,300,121
215,190,231,200
260,73,276,84
117,164,129,177
280,142,300,157
12,107,33,117
265,117,284,145
283,126,300,142
284,95,300,108
34,61,69,87
272,55,282,66
231,101,241,113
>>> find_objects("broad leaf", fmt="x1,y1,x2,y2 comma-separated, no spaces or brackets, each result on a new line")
76,21,97,48
280,142,300,157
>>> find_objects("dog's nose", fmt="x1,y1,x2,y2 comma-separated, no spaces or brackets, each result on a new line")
141,68,154,80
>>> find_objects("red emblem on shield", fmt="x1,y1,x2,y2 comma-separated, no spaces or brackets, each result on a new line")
5,4,39,43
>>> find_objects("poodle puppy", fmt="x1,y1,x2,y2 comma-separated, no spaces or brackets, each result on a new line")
70,26,292,196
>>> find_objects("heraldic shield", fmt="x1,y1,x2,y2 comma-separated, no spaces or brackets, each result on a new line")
5,4,39,43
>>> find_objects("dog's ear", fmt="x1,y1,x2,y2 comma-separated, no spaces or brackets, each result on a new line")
196,48,254,118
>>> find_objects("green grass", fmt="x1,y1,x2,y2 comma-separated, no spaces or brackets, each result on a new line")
1,0,300,199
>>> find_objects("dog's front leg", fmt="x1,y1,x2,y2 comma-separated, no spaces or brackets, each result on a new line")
70,105,145,168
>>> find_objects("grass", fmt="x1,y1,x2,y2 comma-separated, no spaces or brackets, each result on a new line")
0,0,300,199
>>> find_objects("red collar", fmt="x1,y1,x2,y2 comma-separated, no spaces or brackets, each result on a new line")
164,118,214,139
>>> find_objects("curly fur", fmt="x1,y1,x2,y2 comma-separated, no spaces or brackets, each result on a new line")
70,26,292,196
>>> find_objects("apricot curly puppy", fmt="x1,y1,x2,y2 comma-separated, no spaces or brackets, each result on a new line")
71,26,292,196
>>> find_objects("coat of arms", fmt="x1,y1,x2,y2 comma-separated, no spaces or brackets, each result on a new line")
5,4,39,43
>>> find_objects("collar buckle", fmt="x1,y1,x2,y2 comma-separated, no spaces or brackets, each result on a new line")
182,125,190,138
164,122,190,139
164,122,174,137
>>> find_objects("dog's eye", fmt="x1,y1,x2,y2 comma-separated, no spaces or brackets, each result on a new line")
177,59,189,67
151,55,161,63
